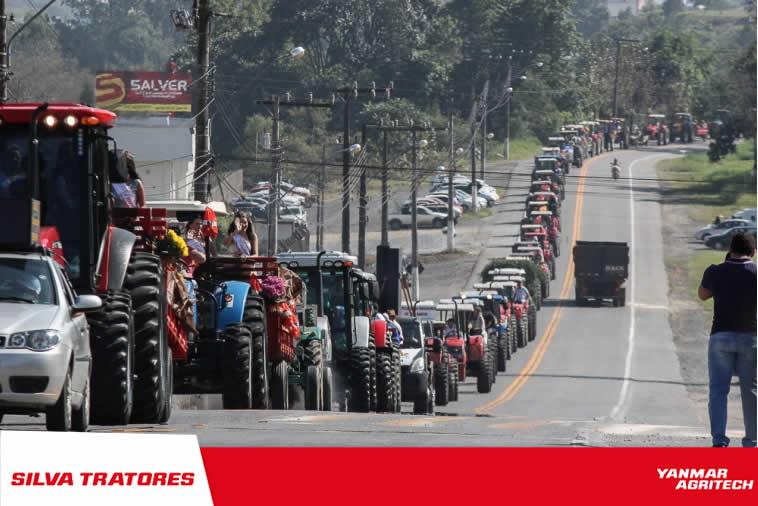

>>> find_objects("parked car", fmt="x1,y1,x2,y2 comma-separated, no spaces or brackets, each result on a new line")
424,193,464,214
279,205,307,224
447,189,487,211
732,208,756,222
0,252,102,431
695,219,752,241
389,206,453,230
705,225,757,250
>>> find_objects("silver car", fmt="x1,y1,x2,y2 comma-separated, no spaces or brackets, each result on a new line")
0,252,101,431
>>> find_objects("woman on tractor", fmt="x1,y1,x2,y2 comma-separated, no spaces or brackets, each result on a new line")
183,214,208,278
223,211,259,257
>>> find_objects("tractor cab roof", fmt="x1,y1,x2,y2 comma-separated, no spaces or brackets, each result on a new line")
488,267,526,275
147,200,229,217
277,251,358,268
0,102,117,127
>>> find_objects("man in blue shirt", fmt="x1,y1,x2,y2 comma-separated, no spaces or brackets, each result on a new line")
513,281,529,304
699,233,757,447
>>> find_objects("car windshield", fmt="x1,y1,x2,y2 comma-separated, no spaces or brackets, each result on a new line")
398,320,423,348
0,258,56,305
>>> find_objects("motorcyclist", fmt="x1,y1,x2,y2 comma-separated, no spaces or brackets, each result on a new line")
611,158,621,179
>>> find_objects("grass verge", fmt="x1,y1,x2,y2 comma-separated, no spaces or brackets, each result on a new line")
658,141,756,224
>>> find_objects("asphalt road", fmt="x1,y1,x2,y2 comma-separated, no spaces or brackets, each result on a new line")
3,144,726,446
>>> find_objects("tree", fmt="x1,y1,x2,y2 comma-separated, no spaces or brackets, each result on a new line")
570,0,610,38
662,0,685,17
58,0,181,71
7,14,89,101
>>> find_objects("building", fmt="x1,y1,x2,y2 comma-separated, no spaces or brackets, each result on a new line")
110,116,195,201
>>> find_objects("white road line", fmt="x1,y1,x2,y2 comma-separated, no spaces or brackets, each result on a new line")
610,154,667,422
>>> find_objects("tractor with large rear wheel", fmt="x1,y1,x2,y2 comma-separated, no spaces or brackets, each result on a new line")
0,103,184,425
277,252,378,413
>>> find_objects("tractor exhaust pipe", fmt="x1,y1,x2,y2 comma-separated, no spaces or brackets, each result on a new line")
29,102,49,200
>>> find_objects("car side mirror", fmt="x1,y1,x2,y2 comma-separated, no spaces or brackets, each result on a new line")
72,294,103,313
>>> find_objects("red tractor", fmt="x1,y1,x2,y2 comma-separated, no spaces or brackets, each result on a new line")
0,103,178,424
402,301,460,404
435,301,467,385
451,297,496,393
513,240,555,280
484,280,533,347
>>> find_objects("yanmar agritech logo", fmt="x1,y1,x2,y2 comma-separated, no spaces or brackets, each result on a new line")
658,468,754,491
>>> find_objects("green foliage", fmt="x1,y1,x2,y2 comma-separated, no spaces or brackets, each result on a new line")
480,258,547,295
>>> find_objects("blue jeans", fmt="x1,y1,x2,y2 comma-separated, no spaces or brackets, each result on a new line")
708,331,757,447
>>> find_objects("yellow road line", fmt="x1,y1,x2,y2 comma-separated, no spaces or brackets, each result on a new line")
475,154,610,414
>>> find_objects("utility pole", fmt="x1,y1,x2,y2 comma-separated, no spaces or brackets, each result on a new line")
447,99,455,253
504,56,513,160
193,0,212,202
358,126,368,268
0,0,58,104
380,130,389,247
268,95,280,255
470,97,478,213
612,37,641,119
256,93,333,255
317,144,326,251
0,0,9,104
377,123,445,301
411,128,419,300
479,80,489,180
333,81,392,254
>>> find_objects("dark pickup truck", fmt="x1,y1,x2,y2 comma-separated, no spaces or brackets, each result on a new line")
573,241,629,307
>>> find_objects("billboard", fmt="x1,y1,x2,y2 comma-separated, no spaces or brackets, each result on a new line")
96,71,192,113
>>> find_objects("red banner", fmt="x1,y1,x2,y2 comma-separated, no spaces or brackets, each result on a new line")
96,71,192,113
200,448,757,506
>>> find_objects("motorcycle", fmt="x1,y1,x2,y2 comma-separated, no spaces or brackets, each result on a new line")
611,160,621,180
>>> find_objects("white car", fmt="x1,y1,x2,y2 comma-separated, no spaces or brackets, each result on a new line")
279,205,307,224
248,189,305,207
389,206,451,229
732,208,756,222
695,219,752,241
0,252,101,431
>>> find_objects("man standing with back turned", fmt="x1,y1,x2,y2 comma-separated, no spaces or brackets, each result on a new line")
698,233,757,447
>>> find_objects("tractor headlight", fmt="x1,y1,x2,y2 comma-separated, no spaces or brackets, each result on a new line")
7,330,60,351
410,357,424,373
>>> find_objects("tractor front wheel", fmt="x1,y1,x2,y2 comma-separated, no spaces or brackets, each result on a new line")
322,366,334,411
434,356,449,406
304,365,322,411
448,361,459,402
497,335,507,372
271,360,289,410
477,357,492,394
304,340,323,411
222,325,253,409
349,347,372,413
125,253,170,423
88,290,133,425
376,351,394,412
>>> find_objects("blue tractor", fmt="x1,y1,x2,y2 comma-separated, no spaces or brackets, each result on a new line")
173,254,277,410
